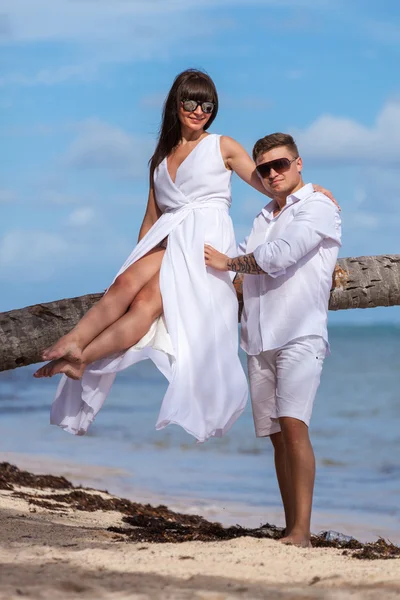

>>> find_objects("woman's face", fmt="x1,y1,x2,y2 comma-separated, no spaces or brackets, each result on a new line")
178,100,213,132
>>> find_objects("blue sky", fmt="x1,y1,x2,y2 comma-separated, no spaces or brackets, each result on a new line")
1,0,400,324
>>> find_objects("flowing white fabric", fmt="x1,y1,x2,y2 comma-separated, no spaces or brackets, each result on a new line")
51,134,248,442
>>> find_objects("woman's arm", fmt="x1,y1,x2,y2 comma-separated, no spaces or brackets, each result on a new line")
137,178,162,242
220,136,268,196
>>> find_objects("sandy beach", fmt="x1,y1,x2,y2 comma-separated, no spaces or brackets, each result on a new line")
1,461,400,600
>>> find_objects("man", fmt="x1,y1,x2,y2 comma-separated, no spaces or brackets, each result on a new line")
204,133,341,547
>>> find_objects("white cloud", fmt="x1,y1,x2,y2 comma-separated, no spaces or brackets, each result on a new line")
353,187,367,207
0,224,133,283
1,0,338,45
0,0,342,81
352,166,400,218
0,64,97,87
0,0,342,90
0,2,230,84
0,188,16,203
363,19,400,46
64,118,154,180
333,168,400,258
294,99,400,165
0,230,68,282
67,207,95,227
0,1,231,47
343,206,400,244
220,93,274,111
40,189,80,205
140,93,168,109
0,13,11,39
285,69,305,81
1,120,79,137
347,211,380,230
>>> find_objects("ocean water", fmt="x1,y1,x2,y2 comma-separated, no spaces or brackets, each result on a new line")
1,325,399,539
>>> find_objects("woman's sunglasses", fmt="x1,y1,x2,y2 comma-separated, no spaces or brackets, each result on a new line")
181,99,215,114
256,156,298,178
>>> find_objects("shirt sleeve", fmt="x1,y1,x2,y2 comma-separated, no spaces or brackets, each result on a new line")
252,196,342,277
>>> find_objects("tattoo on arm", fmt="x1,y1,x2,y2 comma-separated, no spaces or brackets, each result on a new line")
227,253,265,274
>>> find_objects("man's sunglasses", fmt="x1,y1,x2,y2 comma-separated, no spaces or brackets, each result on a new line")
256,156,298,178
181,99,215,114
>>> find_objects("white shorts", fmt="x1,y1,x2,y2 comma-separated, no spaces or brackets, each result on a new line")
247,335,327,437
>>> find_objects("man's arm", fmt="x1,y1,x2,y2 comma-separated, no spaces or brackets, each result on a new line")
204,233,265,275
231,236,261,275
228,254,264,274
204,197,341,275
204,245,265,273
253,198,341,275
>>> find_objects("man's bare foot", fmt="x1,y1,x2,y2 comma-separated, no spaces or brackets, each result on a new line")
33,358,86,380
280,533,312,548
42,335,83,364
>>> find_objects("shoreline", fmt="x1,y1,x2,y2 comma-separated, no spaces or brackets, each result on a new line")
1,451,399,545
1,460,400,599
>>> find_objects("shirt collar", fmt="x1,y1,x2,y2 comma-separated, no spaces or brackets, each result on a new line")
261,183,314,221
287,182,315,203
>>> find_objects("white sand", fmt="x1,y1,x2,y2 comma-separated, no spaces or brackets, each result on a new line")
1,475,400,599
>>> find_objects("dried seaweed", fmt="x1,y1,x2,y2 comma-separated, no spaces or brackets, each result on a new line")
108,517,283,544
311,534,362,550
348,538,400,560
0,462,72,491
26,498,70,512
2,462,399,559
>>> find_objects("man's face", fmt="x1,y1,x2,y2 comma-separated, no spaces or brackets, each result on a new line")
255,146,302,197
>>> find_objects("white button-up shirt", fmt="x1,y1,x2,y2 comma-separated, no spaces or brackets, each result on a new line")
240,183,342,355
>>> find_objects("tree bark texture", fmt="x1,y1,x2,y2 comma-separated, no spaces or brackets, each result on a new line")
1,254,399,373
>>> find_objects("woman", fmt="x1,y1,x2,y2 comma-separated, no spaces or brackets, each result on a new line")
34,69,331,442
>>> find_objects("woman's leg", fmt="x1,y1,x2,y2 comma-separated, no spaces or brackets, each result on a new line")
34,271,163,379
41,247,166,364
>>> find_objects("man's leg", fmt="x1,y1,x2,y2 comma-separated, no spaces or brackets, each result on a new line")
270,431,295,534
278,417,315,547
248,353,290,530
274,336,326,547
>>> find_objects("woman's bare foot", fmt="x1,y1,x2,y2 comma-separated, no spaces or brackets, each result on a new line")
33,358,86,380
280,533,312,548
42,335,83,364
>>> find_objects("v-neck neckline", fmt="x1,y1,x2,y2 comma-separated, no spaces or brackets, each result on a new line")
165,134,211,185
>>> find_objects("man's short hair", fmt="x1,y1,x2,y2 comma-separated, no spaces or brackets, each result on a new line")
252,132,299,162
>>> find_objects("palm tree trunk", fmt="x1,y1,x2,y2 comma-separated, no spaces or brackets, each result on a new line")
1,254,399,373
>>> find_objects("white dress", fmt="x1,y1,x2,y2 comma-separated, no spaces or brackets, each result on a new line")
51,134,248,442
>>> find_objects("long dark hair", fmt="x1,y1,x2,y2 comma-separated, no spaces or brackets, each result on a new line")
149,69,219,179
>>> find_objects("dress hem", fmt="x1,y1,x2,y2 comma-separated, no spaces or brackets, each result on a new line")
155,403,246,443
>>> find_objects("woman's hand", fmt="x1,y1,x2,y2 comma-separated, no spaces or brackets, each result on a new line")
204,245,229,271
313,184,341,210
